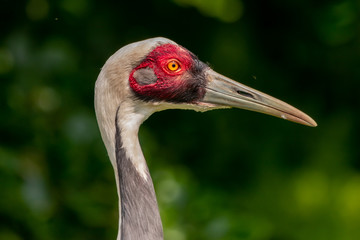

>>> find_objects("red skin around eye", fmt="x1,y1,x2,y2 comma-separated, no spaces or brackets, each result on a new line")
129,44,197,101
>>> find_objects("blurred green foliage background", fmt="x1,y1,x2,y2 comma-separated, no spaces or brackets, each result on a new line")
1,0,360,239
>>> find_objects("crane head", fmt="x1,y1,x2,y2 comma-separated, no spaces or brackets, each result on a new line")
97,37,316,127
129,43,207,104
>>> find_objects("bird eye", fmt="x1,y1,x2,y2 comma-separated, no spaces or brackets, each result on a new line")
167,60,180,72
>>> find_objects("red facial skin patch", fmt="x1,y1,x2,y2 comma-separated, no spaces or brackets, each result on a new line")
129,44,207,103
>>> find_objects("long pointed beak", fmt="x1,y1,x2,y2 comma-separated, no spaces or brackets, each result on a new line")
201,69,317,127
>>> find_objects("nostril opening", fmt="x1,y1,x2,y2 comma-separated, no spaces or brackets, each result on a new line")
236,89,255,99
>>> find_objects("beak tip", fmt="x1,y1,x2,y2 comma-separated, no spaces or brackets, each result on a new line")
303,116,317,127
281,112,317,127
310,120,318,127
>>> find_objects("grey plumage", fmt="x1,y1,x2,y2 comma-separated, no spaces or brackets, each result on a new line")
115,107,163,240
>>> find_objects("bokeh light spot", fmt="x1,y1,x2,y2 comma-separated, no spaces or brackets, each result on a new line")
157,172,183,204
63,112,98,143
338,175,360,220
164,228,186,240
61,0,89,17
293,170,328,214
26,0,49,21
174,0,243,22
315,1,357,46
0,48,14,74
33,86,61,112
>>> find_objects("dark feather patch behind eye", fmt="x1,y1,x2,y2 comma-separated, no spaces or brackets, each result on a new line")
133,67,158,85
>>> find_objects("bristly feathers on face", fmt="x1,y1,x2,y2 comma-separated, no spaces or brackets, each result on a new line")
129,44,208,103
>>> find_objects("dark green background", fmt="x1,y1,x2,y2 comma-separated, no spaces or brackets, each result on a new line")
1,0,359,239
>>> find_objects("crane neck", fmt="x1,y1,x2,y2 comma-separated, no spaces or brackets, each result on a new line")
95,70,164,239
114,105,163,240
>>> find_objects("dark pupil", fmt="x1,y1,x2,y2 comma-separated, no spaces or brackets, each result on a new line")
172,63,176,68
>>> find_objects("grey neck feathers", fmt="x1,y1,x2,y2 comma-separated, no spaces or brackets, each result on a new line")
115,107,163,240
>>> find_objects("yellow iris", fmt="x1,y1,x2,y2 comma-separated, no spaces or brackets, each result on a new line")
167,60,180,72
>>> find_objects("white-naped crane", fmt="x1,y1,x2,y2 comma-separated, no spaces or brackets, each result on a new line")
94,37,317,240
